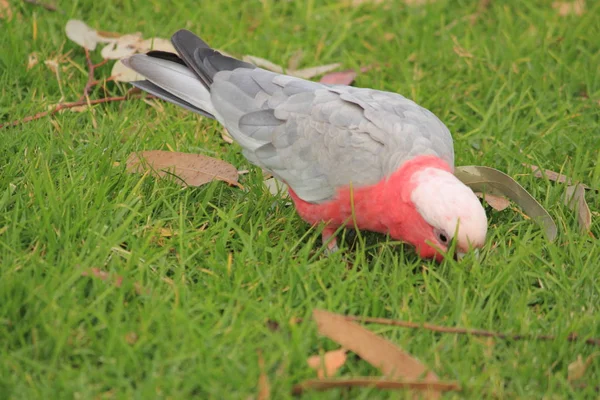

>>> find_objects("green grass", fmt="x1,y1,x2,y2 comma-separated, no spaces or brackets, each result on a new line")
1,0,599,398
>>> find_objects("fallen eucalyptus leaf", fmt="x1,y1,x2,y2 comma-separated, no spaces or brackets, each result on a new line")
455,166,557,241
313,309,440,394
526,164,591,190
126,150,240,188
564,184,592,233
474,192,511,211
319,70,357,85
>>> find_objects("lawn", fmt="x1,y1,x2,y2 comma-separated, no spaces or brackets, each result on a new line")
1,0,599,398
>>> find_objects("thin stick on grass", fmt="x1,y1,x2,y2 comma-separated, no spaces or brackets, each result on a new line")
344,316,600,347
292,377,461,396
0,49,150,129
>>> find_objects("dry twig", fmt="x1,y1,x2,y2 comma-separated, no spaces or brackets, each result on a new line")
0,50,149,129
345,315,600,347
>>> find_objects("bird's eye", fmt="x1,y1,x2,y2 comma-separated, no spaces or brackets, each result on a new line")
434,229,450,244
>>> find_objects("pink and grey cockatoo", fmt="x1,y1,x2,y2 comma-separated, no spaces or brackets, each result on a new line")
122,30,488,261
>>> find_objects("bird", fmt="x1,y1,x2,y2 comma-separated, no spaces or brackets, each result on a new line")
122,29,487,261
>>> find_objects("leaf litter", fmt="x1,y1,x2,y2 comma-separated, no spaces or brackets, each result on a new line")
126,150,240,188
294,309,459,397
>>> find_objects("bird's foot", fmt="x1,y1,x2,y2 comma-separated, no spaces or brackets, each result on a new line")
322,226,339,255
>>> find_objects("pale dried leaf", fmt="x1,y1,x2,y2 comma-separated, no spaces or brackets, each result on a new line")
221,128,234,144
568,353,599,381
126,150,240,188
27,52,39,70
319,70,357,85
0,0,12,21
264,177,289,197
564,184,592,233
111,59,143,82
553,0,586,16
242,55,284,73
475,192,511,211
290,63,341,79
101,42,137,60
257,351,271,400
313,309,439,398
138,37,176,53
287,49,304,71
65,19,99,50
307,348,347,378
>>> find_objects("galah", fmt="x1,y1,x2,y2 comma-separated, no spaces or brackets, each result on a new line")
122,30,487,261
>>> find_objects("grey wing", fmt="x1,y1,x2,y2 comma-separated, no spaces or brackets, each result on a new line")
209,68,454,203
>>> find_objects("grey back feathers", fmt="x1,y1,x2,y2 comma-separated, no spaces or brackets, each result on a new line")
124,29,454,203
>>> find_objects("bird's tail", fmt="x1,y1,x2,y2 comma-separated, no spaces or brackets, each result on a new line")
121,29,254,119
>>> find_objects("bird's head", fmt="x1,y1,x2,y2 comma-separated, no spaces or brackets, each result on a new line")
385,157,488,261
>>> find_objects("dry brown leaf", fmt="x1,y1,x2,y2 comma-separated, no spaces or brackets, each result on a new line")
313,309,440,398
307,348,347,378
126,150,240,188
110,59,143,82
568,353,599,381
319,70,357,86
0,0,12,21
257,351,271,400
290,63,341,79
293,377,461,396
553,0,586,16
526,164,575,185
242,55,284,73
564,184,592,233
475,192,511,211
27,52,39,70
